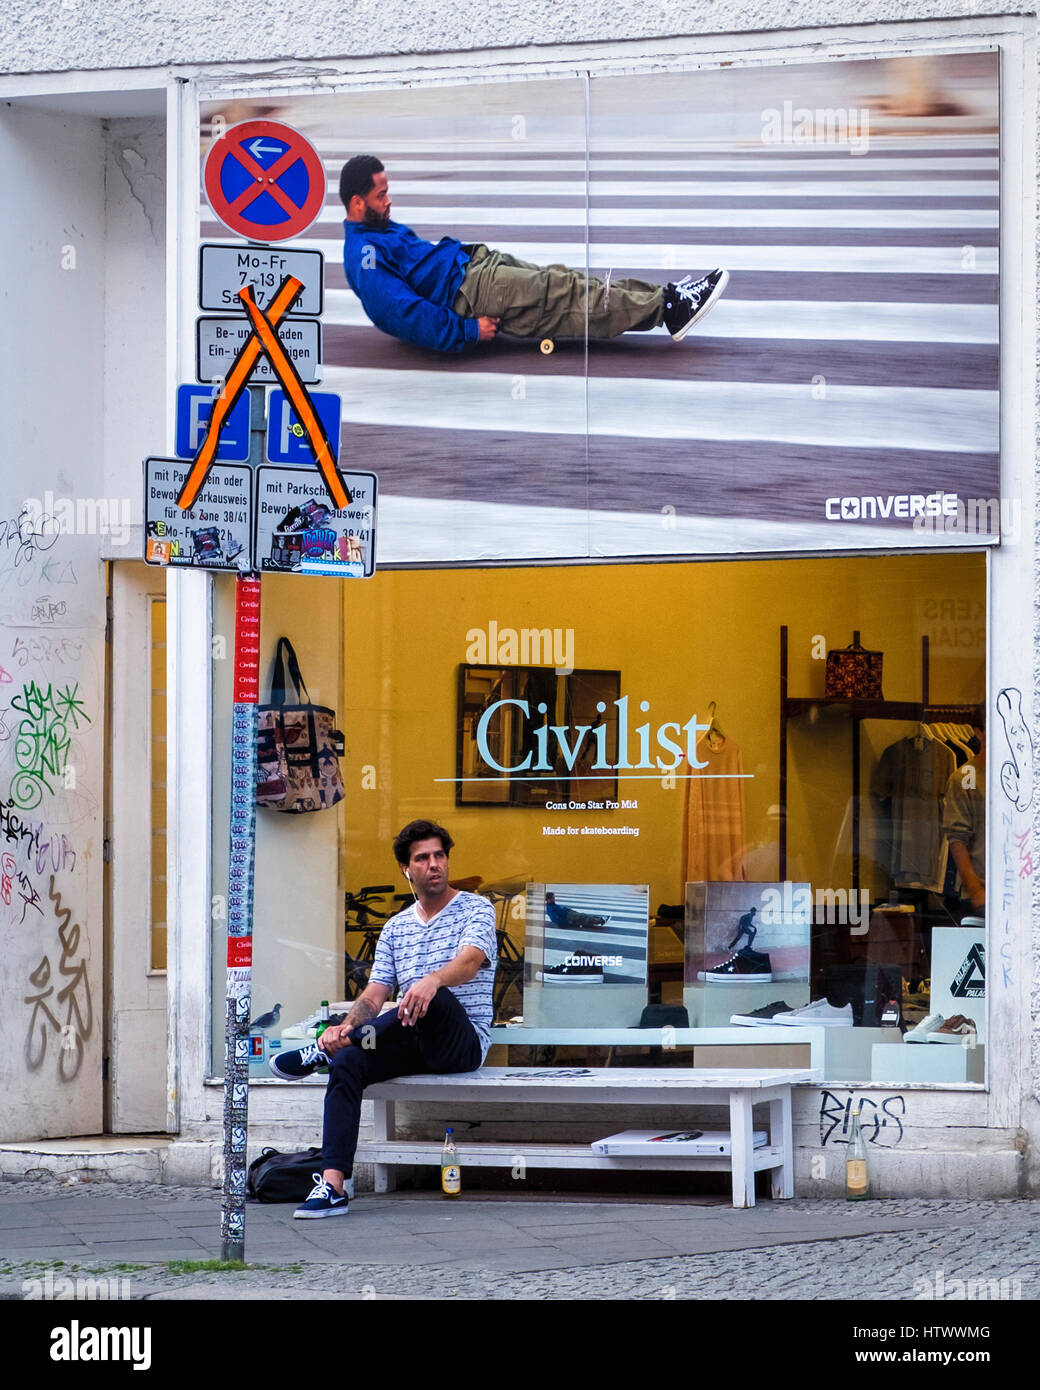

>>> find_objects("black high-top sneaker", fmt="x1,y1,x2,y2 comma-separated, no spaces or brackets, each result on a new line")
663,268,729,340
698,947,773,983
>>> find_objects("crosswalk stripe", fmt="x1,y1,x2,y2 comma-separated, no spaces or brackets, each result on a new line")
319,136,999,155
320,365,996,452
322,156,999,175
305,237,998,275
309,206,997,231
320,287,997,343
331,177,998,199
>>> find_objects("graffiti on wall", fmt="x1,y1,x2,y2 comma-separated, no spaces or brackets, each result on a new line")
23,876,93,1081
6,680,92,810
995,688,1035,993
819,1090,906,1146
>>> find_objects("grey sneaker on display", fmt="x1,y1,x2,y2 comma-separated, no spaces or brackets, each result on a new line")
772,999,853,1027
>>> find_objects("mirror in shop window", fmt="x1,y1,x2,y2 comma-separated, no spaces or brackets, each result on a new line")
455,664,620,807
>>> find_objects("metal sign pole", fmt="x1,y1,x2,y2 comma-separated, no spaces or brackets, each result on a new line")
219,385,265,1262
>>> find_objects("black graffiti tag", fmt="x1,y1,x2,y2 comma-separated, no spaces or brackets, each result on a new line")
23,876,93,1081
818,1090,905,1147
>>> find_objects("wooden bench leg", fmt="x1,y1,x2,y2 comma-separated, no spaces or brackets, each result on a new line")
769,1088,794,1199
372,1098,397,1194
729,1090,756,1209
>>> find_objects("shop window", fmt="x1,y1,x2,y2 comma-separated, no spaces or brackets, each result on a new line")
218,550,986,1087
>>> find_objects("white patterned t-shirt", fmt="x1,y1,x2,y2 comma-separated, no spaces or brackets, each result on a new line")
369,890,498,1060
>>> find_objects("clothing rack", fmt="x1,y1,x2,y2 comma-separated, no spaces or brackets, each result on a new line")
778,626,980,893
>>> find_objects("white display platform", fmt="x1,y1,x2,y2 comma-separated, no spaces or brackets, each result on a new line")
818,1027,901,1081
684,981,810,1027
871,1041,984,1084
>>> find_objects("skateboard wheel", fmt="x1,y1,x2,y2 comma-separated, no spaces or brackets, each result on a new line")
539,338,555,355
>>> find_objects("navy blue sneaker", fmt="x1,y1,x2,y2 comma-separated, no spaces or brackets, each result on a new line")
268,1040,329,1080
294,1174,349,1219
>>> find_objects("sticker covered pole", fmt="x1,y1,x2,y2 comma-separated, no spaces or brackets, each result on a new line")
219,386,265,1261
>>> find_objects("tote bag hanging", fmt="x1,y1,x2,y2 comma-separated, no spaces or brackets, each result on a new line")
256,637,345,813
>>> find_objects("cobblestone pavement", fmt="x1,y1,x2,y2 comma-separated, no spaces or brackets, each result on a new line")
1,1178,1037,1301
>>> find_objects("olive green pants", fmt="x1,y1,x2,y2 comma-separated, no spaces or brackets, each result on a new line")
452,244,664,340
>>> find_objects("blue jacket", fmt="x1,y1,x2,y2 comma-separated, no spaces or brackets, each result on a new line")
342,220,479,354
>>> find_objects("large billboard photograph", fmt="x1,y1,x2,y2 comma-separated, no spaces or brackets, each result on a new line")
200,50,999,563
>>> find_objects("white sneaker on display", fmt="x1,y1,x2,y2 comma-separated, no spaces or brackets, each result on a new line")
905,1012,945,1043
772,999,853,1027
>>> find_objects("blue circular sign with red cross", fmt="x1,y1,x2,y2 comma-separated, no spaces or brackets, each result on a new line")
204,120,326,242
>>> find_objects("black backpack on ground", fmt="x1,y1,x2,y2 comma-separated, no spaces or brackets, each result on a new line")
246,1146,324,1202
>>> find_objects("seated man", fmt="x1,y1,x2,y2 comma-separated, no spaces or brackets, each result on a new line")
270,818,496,1218
340,154,729,353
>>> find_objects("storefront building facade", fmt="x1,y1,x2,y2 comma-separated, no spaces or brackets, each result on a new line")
1,4,1037,1196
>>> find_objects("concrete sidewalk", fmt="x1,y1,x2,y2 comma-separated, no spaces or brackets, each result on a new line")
1,1176,1038,1300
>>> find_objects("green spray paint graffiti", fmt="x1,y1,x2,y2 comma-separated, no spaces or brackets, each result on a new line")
8,681,91,810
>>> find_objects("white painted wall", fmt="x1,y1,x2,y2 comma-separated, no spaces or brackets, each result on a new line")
102,116,166,563
0,105,107,1140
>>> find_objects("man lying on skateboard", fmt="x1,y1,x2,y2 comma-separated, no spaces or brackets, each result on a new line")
544,891,609,932
340,155,729,354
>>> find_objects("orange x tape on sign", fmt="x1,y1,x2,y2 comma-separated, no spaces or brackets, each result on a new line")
176,274,352,512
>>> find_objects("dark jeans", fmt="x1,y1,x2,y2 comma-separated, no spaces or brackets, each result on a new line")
321,987,482,1177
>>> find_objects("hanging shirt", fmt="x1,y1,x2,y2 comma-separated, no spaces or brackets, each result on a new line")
870,735,956,891
682,734,748,885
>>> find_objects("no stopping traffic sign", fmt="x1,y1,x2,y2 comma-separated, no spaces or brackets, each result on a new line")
204,120,326,242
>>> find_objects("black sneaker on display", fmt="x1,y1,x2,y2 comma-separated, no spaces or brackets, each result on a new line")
699,948,773,983
730,1000,795,1026
536,962,605,984
662,269,729,340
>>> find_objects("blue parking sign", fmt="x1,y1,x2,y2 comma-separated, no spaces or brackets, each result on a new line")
175,385,252,461
266,390,341,464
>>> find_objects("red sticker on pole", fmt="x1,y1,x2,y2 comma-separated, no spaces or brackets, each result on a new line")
227,937,253,968
204,120,326,242
233,574,262,705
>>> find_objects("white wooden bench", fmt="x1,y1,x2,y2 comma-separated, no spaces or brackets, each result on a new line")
359,1066,819,1208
